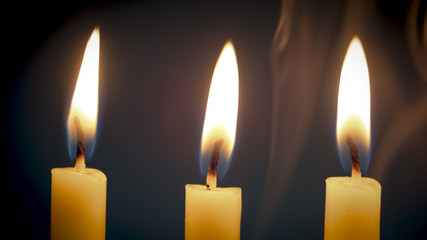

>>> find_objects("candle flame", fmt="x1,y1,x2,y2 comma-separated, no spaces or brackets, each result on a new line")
67,28,100,161
200,41,239,179
336,36,371,174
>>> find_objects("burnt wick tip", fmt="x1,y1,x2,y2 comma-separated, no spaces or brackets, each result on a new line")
74,117,85,157
207,138,225,177
346,134,360,174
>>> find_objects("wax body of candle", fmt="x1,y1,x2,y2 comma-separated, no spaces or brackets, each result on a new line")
51,167,106,240
185,184,242,240
324,177,381,240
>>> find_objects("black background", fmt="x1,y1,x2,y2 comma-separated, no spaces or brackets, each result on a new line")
2,0,427,239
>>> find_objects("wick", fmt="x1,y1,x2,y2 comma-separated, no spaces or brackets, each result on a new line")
206,138,224,190
74,117,86,172
346,134,361,178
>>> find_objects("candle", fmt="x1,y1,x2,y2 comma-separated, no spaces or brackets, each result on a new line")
324,36,381,240
51,27,107,240
185,41,241,240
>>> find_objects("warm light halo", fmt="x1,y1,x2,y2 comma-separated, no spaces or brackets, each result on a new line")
336,36,371,171
200,41,239,176
67,28,100,158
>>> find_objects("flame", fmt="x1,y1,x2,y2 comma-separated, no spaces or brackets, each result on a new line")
67,28,100,160
336,37,371,173
200,41,239,178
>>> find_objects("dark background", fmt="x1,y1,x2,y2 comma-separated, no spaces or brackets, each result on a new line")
2,0,427,239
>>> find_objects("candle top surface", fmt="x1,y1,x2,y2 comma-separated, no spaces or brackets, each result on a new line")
186,184,241,192
52,167,106,182
326,176,380,191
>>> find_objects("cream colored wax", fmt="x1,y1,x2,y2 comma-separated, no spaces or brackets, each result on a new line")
185,184,242,240
51,167,106,240
324,177,381,240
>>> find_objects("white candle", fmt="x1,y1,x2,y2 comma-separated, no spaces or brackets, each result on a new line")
324,36,381,240
185,41,241,240
51,27,106,240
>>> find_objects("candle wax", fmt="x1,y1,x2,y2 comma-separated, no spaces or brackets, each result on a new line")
185,184,241,240
324,177,381,240
51,167,106,240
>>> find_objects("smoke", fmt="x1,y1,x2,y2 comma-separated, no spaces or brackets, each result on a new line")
407,0,427,83
253,0,427,238
370,0,427,180
253,0,344,237
370,93,427,179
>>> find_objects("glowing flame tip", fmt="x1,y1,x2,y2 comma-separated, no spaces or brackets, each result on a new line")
200,41,239,179
336,36,371,174
67,28,100,161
